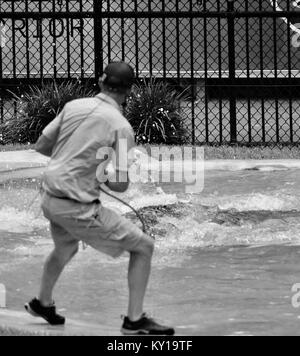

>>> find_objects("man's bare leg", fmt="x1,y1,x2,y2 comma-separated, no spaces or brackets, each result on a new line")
39,243,79,306
127,235,154,321
122,235,174,335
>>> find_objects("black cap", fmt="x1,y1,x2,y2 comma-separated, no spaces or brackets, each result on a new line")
101,61,135,89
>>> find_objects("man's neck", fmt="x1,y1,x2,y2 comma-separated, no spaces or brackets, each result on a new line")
101,90,125,107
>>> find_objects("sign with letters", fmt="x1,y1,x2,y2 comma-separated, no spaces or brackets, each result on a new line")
0,284,6,308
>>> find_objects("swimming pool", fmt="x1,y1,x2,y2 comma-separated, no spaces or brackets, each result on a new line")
1,164,300,335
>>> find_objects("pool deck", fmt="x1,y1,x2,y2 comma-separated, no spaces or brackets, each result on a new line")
0,309,119,336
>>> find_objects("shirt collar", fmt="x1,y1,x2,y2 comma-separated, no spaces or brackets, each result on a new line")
96,93,121,112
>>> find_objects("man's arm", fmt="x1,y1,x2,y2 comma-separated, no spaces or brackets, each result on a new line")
35,135,56,157
35,110,64,157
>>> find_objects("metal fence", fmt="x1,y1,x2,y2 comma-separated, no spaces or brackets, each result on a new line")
1,0,300,145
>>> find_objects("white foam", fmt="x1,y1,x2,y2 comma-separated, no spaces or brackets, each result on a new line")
205,193,300,212
0,207,47,233
155,216,300,251
104,190,178,214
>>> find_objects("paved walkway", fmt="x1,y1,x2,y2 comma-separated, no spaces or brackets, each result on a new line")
0,309,119,336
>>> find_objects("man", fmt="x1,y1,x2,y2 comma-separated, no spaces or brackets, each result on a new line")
25,62,175,335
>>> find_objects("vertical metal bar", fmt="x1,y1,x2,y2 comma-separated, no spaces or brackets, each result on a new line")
162,0,166,79
228,0,237,144
259,0,266,143
94,0,103,81
0,21,3,82
107,0,111,63
0,94,3,124
217,0,222,79
13,99,17,120
0,97,3,125
25,0,30,79
203,0,209,143
148,0,153,77
217,0,223,143
66,0,71,78
245,0,252,143
12,1,17,78
176,0,180,83
80,0,84,79
190,0,195,145
134,0,139,77
52,0,57,79
272,0,280,143
38,0,43,79
287,0,293,143
121,0,125,61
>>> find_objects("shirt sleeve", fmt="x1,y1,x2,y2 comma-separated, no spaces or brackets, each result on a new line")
42,109,64,143
113,126,136,172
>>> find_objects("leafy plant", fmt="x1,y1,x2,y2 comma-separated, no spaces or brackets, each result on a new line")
0,80,96,144
125,78,188,145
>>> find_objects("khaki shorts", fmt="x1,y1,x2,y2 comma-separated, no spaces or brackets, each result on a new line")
41,192,145,258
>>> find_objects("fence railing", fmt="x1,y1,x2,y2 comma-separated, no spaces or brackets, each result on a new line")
1,0,300,145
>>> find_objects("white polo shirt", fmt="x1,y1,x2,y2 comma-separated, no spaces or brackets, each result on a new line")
42,93,136,203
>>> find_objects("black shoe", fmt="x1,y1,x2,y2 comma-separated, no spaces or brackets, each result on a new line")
24,298,65,326
121,313,175,335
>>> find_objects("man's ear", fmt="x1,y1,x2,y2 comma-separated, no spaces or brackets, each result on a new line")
99,80,104,92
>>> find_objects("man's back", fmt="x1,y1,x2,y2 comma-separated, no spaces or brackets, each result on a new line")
42,93,135,203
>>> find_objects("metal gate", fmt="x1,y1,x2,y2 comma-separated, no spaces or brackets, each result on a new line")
1,0,300,145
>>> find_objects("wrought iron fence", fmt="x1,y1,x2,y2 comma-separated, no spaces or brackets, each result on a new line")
1,0,300,145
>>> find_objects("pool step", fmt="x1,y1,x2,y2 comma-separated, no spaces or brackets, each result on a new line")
0,309,119,336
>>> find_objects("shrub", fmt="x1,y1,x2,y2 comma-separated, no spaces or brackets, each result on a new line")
125,78,188,145
0,80,96,144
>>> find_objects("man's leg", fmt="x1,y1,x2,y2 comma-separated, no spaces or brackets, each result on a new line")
39,222,79,306
121,233,174,335
127,234,154,321
25,222,78,325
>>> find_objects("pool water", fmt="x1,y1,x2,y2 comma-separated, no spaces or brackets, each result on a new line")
1,167,300,335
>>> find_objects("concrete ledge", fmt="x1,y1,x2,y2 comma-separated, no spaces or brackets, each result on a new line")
0,150,300,174
0,150,49,165
203,159,300,171
0,309,119,336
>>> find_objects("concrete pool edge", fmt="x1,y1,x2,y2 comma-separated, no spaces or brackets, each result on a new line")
0,150,300,173
0,309,119,336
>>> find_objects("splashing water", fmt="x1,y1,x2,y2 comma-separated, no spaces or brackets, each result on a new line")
2,168,300,335
2,168,300,263
0,207,47,233
216,193,300,212
152,190,300,252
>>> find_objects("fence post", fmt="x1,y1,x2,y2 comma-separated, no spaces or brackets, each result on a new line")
0,20,4,85
94,0,104,82
227,0,237,144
